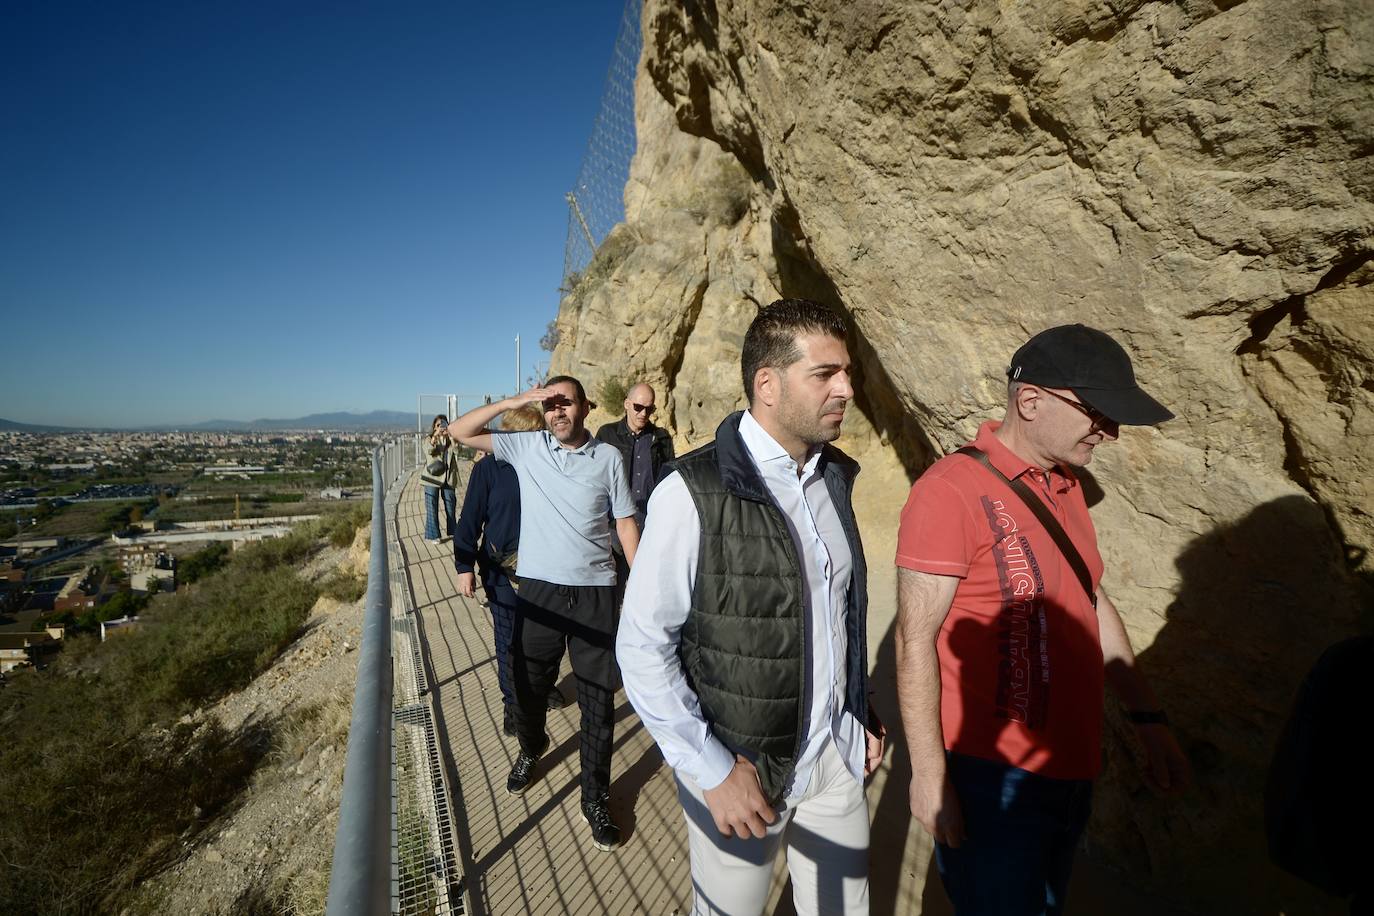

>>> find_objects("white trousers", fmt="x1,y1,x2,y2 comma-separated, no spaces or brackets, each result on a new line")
676,739,870,916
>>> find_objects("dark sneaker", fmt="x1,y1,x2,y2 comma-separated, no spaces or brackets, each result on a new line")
581,797,622,851
506,752,539,795
546,687,572,710
505,736,548,796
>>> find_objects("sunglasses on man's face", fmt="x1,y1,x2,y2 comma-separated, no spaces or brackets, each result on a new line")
630,403,655,416
1039,387,1114,431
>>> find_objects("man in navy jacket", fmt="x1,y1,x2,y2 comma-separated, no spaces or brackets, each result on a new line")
453,406,566,734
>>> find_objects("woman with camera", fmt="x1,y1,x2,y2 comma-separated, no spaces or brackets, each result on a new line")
421,414,460,543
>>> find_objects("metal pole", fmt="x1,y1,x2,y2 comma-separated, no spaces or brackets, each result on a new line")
324,449,393,916
567,190,595,251
515,335,521,394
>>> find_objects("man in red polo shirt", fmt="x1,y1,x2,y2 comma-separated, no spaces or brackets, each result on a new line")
895,325,1191,916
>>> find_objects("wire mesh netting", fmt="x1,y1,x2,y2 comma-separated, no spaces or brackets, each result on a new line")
394,703,459,915
416,395,490,430
389,479,461,915
560,0,641,298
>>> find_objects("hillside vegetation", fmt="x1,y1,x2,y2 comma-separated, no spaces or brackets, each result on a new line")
0,503,369,915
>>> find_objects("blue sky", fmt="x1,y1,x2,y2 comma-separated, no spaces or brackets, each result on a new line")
0,1,631,427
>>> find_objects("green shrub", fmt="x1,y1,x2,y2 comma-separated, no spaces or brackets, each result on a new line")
231,528,321,575
73,588,150,632
318,501,371,548
1,708,272,913
180,540,231,584
597,376,628,415
320,568,367,603
0,516,327,915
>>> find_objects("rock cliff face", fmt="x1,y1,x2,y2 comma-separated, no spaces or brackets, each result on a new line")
552,1,1372,911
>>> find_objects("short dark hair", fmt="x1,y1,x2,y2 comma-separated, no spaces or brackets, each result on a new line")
740,299,848,404
542,374,587,404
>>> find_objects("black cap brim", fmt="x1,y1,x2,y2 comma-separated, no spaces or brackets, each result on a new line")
1075,386,1174,426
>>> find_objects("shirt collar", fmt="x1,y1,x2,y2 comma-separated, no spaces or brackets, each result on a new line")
972,420,1077,492
741,410,823,476
543,429,595,456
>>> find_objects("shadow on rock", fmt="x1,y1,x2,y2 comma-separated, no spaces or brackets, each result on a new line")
1089,494,1368,915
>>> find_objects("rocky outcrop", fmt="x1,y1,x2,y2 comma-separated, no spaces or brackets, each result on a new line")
552,1,1372,912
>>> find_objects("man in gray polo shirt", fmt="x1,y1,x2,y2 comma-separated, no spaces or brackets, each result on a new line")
448,375,640,851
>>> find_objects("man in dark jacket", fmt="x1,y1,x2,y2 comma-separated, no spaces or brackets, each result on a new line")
597,383,674,600
595,382,674,529
453,452,521,732
617,300,883,916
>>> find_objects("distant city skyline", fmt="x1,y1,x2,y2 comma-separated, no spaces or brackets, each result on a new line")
0,1,629,428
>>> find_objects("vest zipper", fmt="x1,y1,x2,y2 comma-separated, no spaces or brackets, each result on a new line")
771,498,809,805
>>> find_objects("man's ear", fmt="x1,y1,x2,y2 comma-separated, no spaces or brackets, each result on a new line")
1014,384,1041,421
753,367,779,408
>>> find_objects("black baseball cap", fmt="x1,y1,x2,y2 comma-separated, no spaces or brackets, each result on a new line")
1007,324,1174,426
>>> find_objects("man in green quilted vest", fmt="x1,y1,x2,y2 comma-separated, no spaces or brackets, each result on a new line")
619,299,884,915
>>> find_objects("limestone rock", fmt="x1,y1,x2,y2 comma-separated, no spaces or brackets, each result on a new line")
551,1,1373,912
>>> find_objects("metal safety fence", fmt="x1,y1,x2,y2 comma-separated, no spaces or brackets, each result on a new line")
326,433,461,915
560,0,641,296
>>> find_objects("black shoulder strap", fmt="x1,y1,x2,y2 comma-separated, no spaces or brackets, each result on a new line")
955,446,1097,608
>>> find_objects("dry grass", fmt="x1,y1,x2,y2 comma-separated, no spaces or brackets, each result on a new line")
318,568,366,603
267,692,352,772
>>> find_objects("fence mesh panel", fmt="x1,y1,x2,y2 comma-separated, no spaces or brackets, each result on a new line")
394,703,458,915
388,467,461,915
560,0,641,297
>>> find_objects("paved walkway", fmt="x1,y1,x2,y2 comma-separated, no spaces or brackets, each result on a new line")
390,440,1210,916
395,468,705,915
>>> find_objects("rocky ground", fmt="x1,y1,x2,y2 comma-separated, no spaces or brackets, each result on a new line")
128,531,369,916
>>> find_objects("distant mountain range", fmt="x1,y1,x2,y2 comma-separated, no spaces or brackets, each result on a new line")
170,410,416,431
0,411,417,433
0,417,77,433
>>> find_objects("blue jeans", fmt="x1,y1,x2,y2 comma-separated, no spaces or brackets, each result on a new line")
423,485,456,540
935,753,1093,916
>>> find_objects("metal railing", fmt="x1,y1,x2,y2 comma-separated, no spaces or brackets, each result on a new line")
390,438,460,914
377,434,419,493
327,433,459,915
325,443,396,915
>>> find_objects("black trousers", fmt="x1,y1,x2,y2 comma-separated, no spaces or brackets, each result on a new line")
510,576,618,802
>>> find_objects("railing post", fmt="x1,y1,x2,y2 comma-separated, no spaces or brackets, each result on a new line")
325,447,394,916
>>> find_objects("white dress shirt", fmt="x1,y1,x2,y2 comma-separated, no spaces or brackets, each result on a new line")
617,411,865,800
